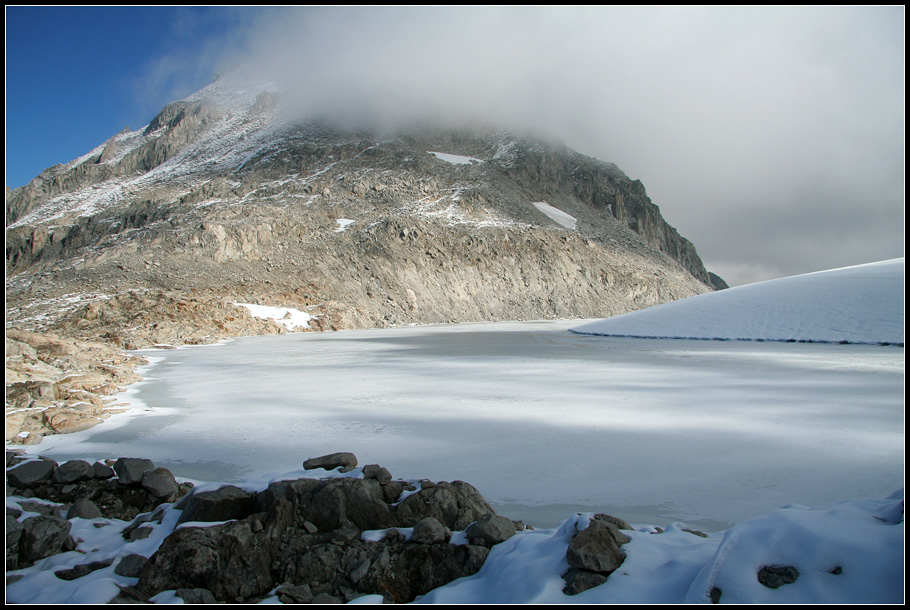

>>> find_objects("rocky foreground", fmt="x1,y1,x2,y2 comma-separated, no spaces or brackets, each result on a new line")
6,451,631,603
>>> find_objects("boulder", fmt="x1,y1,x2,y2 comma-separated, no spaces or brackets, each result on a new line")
7,458,57,488
114,553,148,578
566,521,628,574
562,567,608,595
464,513,517,547
113,457,155,485
410,516,450,544
758,565,800,589
67,498,103,520
53,459,95,485
93,461,115,479
362,464,392,484
18,514,74,566
176,485,257,524
141,468,179,499
394,480,495,531
303,452,358,471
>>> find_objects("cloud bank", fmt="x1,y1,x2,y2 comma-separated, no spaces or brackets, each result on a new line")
135,6,904,285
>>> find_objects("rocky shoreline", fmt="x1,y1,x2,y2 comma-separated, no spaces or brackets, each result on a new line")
6,451,632,603
5,329,148,446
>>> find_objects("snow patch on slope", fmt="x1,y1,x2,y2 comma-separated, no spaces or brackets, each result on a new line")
532,201,577,230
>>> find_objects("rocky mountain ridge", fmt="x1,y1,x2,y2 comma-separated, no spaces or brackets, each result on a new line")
6,74,718,351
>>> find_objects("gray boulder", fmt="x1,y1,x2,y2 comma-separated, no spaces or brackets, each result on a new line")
176,484,256,524
113,458,155,485
52,459,94,484
562,567,608,595
92,461,115,479
303,452,358,471
566,521,629,573
67,498,103,520
362,464,392,484
410,516,450,544
114,553,148,578
394,480,495,531
18,514,74,565
464,513,517,547
141,468,179,499
7,458,57,489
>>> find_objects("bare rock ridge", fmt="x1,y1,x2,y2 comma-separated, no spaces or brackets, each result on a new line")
6,76,719,352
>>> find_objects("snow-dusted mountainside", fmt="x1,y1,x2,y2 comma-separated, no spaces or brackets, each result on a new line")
6,72,716,347
572,258,905,345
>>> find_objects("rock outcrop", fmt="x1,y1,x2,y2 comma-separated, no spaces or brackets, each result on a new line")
5,329,146,444
6,451,531,604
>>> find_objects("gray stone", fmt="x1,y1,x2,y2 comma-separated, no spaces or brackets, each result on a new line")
394,480,496,531
566,522,627,573
141,467,179,499
92,461,115,479
410,516,449,544
562,567,608,595
113,458,155,485
362,464,392,484
757,565,799,589
591,513,633,531
176,484,256,524
67,498,103,520
312,592,343,604
52,459,95,484
303,452,358,471
464,513,516,547
114,553,148,578
7,458,57,489
19,514,73,565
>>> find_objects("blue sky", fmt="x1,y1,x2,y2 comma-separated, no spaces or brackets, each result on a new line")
4,6,904,286
5,6,263,188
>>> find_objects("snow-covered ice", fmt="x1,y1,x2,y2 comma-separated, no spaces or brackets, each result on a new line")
573,258,904,345
6,259,904,604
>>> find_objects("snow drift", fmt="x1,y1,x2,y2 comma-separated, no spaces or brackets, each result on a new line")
572,258,904,345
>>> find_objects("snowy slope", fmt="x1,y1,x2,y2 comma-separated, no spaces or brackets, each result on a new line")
572,258,904,345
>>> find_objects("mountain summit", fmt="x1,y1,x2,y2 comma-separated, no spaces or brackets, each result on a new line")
6,75,716,347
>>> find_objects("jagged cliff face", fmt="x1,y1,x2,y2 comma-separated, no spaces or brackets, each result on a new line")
5,76,713,347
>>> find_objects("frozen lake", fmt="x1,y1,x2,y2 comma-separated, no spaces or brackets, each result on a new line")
30,320,904,532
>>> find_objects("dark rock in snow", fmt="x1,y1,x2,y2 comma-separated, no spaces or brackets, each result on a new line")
114,553,148,578
303,452,358,471
757,565,800,588
566,521,628,573
562,566,609,595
